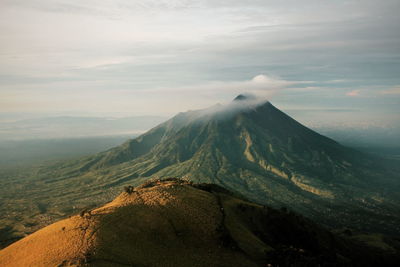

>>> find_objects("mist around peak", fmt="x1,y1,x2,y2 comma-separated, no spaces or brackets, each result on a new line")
233,93,258,101
230,93,270,108
185,93,270,123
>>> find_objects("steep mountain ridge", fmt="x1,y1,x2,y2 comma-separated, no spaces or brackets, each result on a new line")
68,98,378,198
76,99,372,177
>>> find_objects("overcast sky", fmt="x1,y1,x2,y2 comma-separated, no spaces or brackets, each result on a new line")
0,0,399,127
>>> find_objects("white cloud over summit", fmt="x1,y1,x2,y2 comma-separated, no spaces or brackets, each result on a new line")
0,74,304,115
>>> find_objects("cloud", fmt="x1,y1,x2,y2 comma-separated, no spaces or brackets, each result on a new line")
346,90,361,97
0,0,399,122
0,74,308,115
380,86,400,95
138,74,310,98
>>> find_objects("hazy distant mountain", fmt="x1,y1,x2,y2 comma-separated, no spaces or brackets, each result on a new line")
0,135,138,167
37,95,400,233
313,126,400,150
1,179,398,266
0,116,166,140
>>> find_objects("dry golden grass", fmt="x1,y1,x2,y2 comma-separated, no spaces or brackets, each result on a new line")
0,180,258,267
0,214,96,266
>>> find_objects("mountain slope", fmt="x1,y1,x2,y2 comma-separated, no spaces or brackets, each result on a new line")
1,179,398,267
2,95,399,245
71,97,375,182
51,97,397,219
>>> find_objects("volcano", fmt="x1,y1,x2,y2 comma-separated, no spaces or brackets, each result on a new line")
25,95,400,234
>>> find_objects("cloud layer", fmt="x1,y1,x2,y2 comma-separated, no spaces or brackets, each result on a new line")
0,0,399,122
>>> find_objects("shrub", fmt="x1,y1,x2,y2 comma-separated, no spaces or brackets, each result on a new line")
124,185,134,194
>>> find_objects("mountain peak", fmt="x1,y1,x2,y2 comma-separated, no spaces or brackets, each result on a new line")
233,93,257,101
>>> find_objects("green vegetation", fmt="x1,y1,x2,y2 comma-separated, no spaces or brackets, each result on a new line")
1,99,399,249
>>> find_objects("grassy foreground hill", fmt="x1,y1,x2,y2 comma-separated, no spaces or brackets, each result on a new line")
1,179,399,267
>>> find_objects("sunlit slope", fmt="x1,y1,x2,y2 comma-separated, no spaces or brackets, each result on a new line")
1,180,398,266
